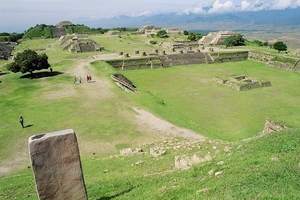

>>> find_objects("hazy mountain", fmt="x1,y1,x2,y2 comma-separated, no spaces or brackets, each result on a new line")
79,7,300,32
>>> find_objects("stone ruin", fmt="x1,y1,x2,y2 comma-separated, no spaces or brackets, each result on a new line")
0,41,17,60
137,24,183,36
137,24,157,35
52,27,67,38
163,28,184,36
60,34,104,53
111,73,137,92
167,40,199,52
199,30,237,46
255,118,289,137
214,75,271,91
248,52,300,73
51,21,73,38
28,129,87,200
106,30,121,35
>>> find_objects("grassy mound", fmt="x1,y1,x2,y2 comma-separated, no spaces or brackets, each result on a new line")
1,130,299,199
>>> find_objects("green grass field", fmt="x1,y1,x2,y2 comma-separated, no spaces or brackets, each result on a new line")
0,35,300,199
118,60,300,141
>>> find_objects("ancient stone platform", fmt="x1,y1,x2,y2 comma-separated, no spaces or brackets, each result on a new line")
214,75,271,91
28,129,87,200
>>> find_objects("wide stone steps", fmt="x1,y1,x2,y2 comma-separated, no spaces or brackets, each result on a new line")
111,74,137,92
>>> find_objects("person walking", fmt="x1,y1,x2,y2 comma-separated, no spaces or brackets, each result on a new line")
79,76,82,84
86,75,90,83
19,116,24,128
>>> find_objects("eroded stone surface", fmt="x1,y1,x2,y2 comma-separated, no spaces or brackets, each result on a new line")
29,129,87,200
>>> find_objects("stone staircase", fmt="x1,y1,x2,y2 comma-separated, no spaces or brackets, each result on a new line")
111,74,137,92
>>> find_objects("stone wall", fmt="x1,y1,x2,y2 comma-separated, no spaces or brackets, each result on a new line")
248,52,300,73
255,118,289,137
106,52,216,70
106,57,163,70
60,34,102,53
79,42,99,52
213,75,271,91
51,27,67,38
0,42,16,60
210,51,249,63
160,52,213,66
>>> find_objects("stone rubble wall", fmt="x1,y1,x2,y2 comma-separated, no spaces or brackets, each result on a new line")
106,57,163,70
248,52,300,73
210,51,249,63
106,52,217,70
0,42,16,60
255,118,289,137
213,76,271,91
51,27,67,38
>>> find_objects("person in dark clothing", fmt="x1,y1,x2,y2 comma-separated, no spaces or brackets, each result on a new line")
19,116,24,128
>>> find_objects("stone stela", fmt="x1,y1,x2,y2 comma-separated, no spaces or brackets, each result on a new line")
28,129,87,200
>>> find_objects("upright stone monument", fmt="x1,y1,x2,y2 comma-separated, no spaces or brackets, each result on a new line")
29,129,87,200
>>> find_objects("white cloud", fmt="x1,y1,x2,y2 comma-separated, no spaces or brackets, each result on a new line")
270,0,300,9
130,11,153,17
181,3,207,14
179,0,300,14
208,0,237,13
240,0,268,11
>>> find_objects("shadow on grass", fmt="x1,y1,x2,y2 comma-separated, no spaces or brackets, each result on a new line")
24,124,34,128
20,71,64,79
0,71,9,76
96,187,135,200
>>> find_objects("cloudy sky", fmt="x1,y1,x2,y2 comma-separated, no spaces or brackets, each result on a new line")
1,0,300,32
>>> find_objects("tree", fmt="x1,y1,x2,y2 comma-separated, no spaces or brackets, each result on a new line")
156,30,168,38
273,41,287,53
6,49,50,74
187,32,197,41
183,30,189,35
224,34,245,47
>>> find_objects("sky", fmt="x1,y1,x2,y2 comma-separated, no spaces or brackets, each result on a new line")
1,0,300,32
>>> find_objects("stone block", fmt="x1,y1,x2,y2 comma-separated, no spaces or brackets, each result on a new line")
29,129,87,200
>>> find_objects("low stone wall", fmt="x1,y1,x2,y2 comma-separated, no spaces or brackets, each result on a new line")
160,52,213,66
79,42,97,52
255,118,289,137
213,75,271,91
106,52,216,70
210,51,249,63
106,57,163,70
248,52,300,73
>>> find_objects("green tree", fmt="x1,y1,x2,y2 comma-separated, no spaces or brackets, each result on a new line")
6,49,50,74
273,41,287,53
183,30,189,35
187,32,197,41
156,30,168,38
224,34,245,47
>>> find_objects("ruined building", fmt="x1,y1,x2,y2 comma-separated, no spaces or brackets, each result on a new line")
51,21,73,38
0,42,17,60
137,25,157,35
60,34,103,53
199,30,237,46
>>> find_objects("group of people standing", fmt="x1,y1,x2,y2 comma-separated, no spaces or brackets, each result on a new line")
86,74,92,83
74,75,92,84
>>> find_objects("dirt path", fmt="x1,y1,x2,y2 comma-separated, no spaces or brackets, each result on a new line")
68,55,205,140
0,54,205,177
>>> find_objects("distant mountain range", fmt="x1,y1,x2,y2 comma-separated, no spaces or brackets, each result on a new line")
79,7,300,32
